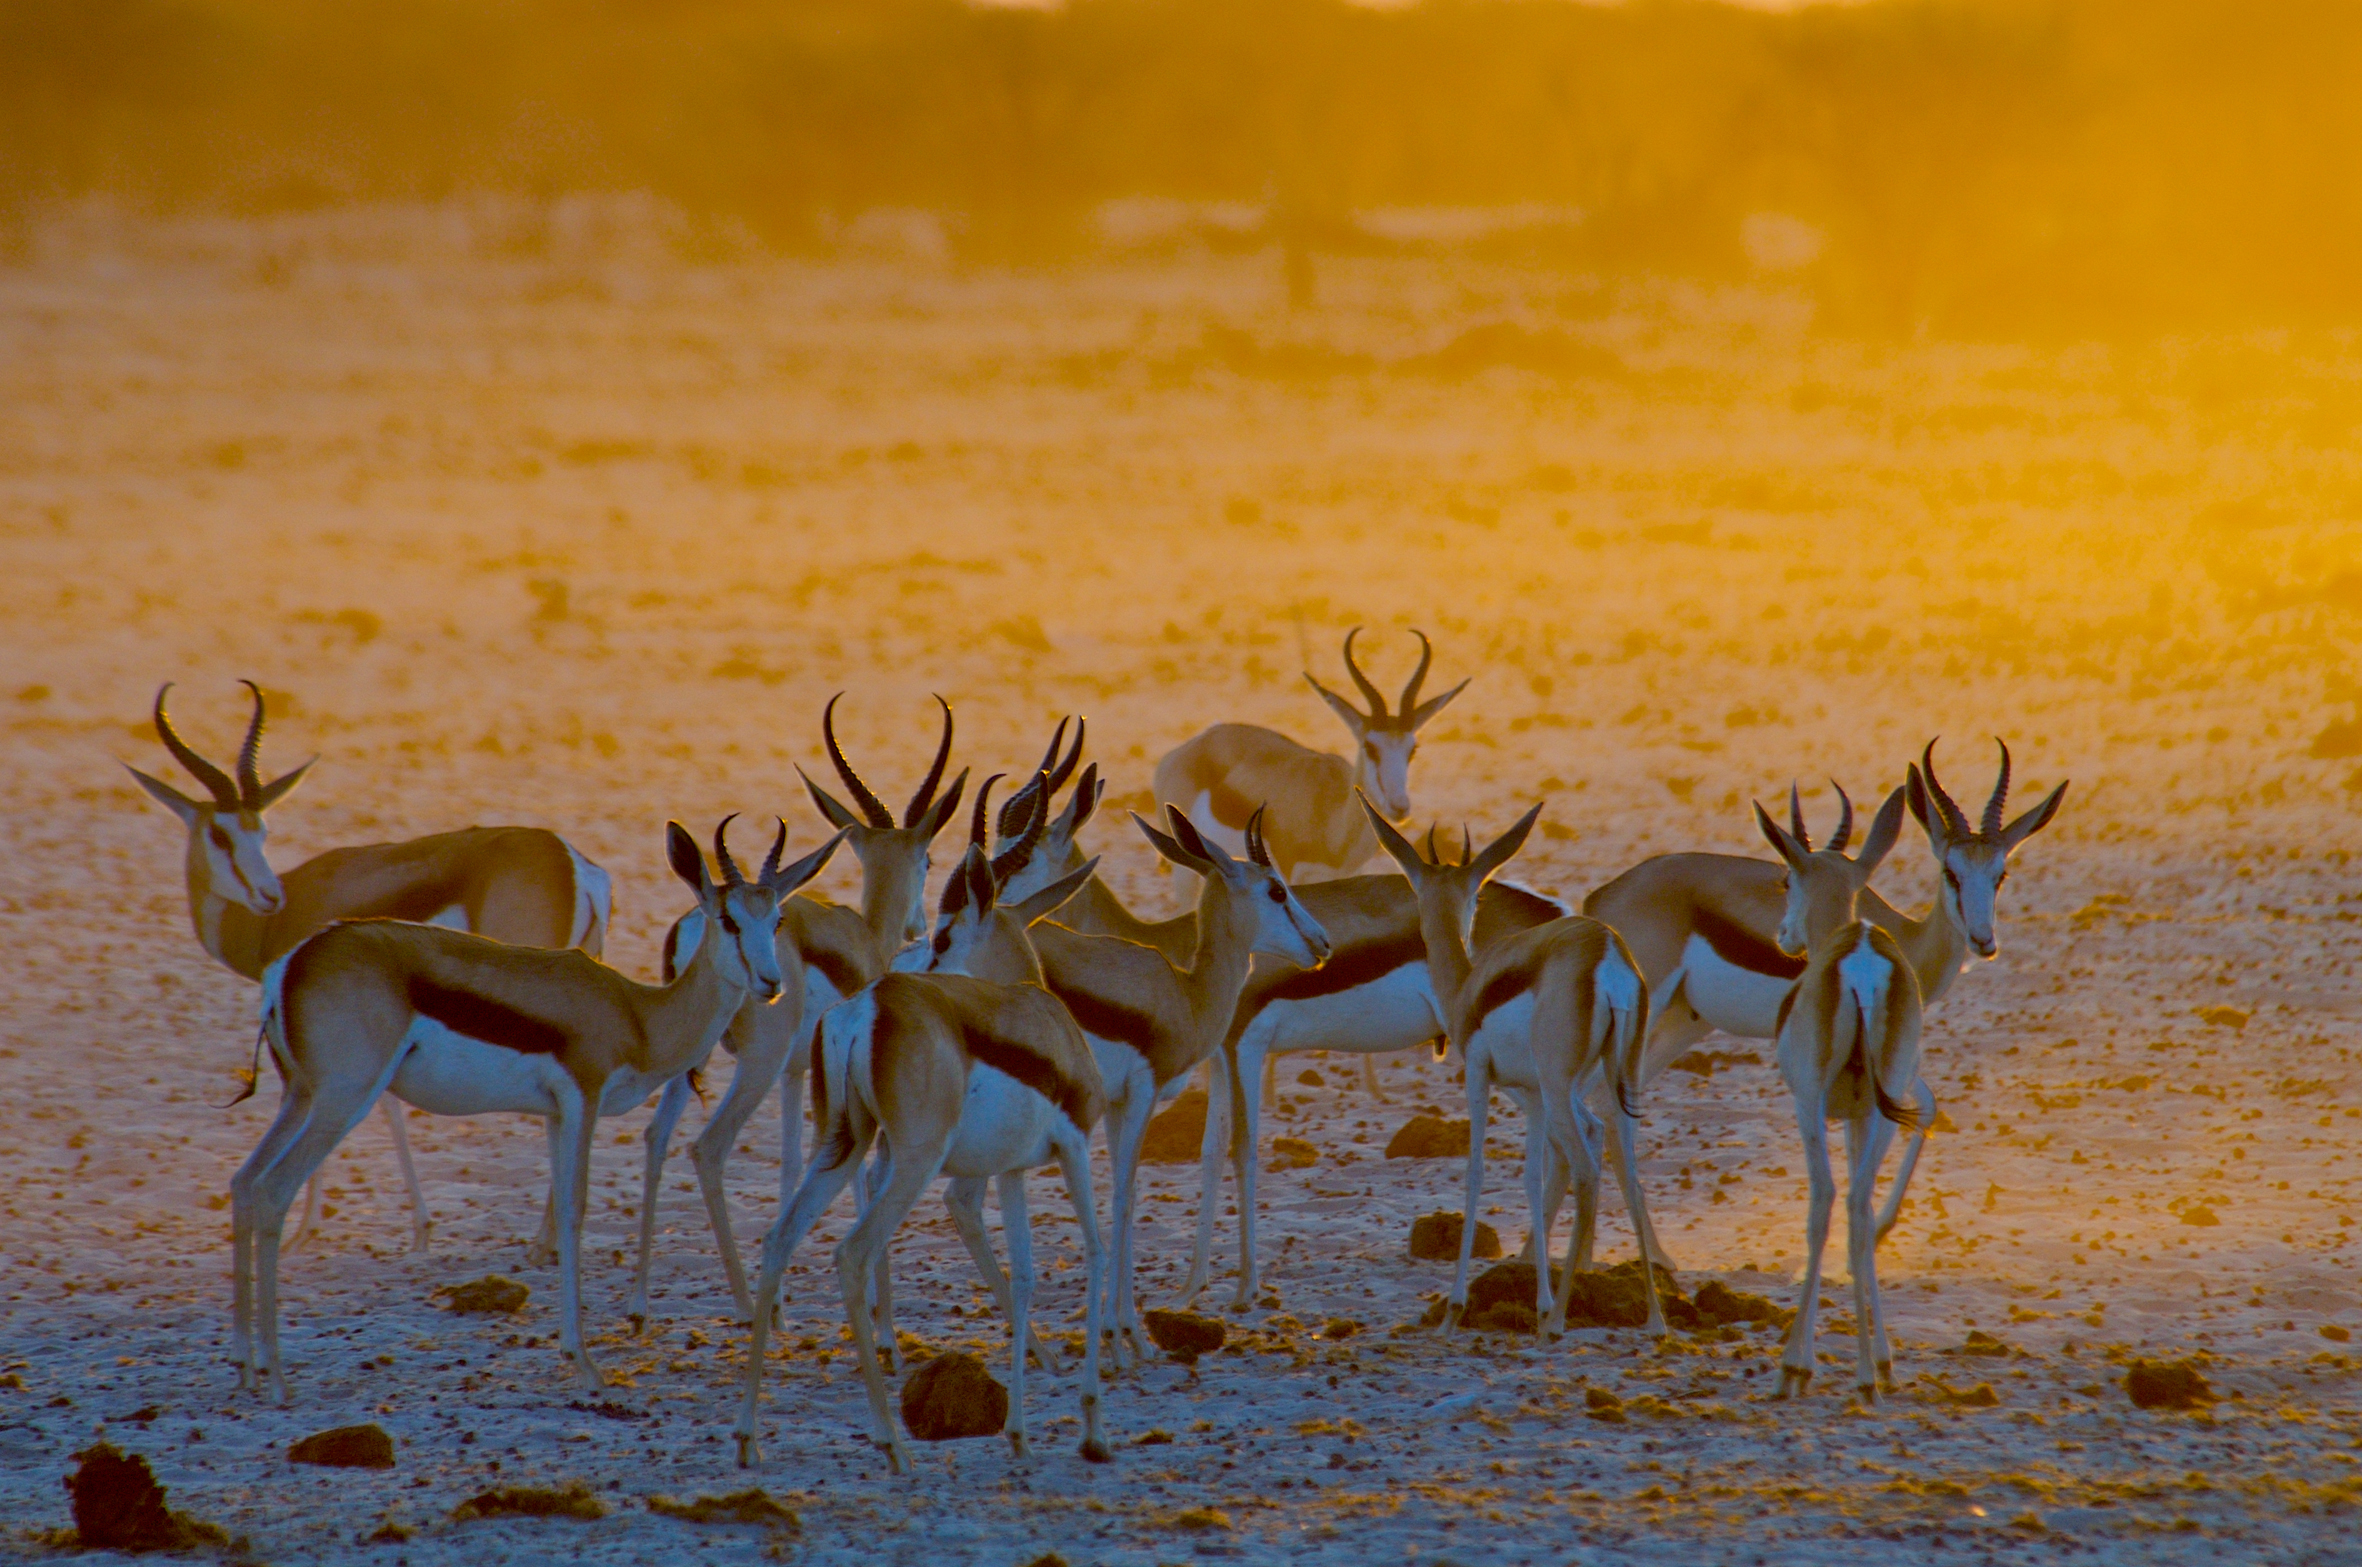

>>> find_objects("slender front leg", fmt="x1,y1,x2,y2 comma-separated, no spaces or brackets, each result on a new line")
690,1003,796,1324
382,1096,431,1252
1604,1099,1668,1338
997,1171,1036,1460
1443,1064,1493,1330
627,1074,696,1327
527,1116,563,1266
1104,1081,1156,1365
1360,1052,1388,1104
945,1176,1060,1373
838,1147,946,1475
1228,1037,1270,1309
1517,1087,1558,1332
552,1088,605,1391
734,1129,869,1467
1055,1132,1112,1463
1180,1045,1232,1306
1780,1100,1838,1402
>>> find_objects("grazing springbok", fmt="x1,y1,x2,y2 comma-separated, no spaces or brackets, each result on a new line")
237,819,837,1402
1582,739,2063,1245
628,695,965,1325
1153,627,1467,882
128,681,610,1253
1026,808,1331,1361
1361,797,1667,1339
732,844,1112,1473
1751,791,1931,1403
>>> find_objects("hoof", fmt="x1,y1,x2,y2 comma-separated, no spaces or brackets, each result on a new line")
627,1312,647,1336
1081,1438,1112,1464
734,1434,759,1468
1441,1304,1465,1333
1007,1430,1032,1459
1855,1384,1879,1407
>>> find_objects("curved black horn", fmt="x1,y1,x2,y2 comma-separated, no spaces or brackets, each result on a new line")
902,694,954,827
1049,715,1085,794
1920,739,1971,839
971,773,1004,850
1827,779,1854,853
152,684,239,806
1245,805,1272,868
235,679,268,806
1787,782,1812,852
1424,823,1440,866
821,694,895,829
991,773,1051,885
1460,823,1473,868
760,816,789,883
1983,738,2012,839
1340,627,1388,719
712,813,746,886
1399,629,1434,717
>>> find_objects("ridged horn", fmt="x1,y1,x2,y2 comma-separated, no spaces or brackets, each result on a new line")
1920,738,1972,840
1341,627,1388,719
971,774,1005,851
821,693,894,829
1245,804,1272,868
760,816,788,883
1787,782,1812,851
991,772,1051,885
1983,738,2012,839
234,679,267,806
1827,780,1854,853
152,684,239,807
902,694,954,827
712,813,746,887
1399,629,1434,718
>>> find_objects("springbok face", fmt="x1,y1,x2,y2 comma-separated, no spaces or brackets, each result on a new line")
1305,628,1468,822
1909,739,2068,961
923,845,1003,975
1362,797,1543,953
668,816,843,1005
126,681,313,917
1754,782,1906,958
1136,805,1332,968
799,693,968,945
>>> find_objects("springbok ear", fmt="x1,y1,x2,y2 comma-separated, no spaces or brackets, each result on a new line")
252,757,315,811
1305,675,1372,738
1012,856,1100,924
1753,801,1805,868
770,827,846,897
1469,801,1544,882
1407,677,1471,731
1062,762,1104,836
666,821,712,898
1358,791,1425,878
799,767,865,832
1132,811,1212,876
2001,780,2068,852
966,845,999,918
916,769,971,841
1855,786,1908,878
125,764,202,826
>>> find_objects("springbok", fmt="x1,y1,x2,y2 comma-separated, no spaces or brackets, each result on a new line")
628,695,965,1324
237,818,838,1402
1026,808,1331,1361
1153,627,1467,882
1581,740,2063,1245
127,681,610,1253
1751,792,1930,1403
1361,798,1667,1339
733,843,1112,1473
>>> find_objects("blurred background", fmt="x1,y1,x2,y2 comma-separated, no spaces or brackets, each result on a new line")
6,0,2362,336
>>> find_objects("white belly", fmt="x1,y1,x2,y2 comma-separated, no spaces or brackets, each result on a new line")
1085,1034,1161,1114
1677,934,1793,1039
390,1015,569,1117
943,1064,1059,1177
1248,961,1442,1058
1466,992,1539,1089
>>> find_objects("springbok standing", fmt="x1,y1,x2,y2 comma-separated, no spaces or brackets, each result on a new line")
733,842,1112,1473
1581,740,2063,1247
628,695,965,1324
1026,808,1331,1361
1361,798,1667,1339
127,681,610,1252
1153,627,1467,882
237,818,837,1401
1751,791,1931,1403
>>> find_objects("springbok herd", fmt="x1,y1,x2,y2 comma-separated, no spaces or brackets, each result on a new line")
129,629,2067,1474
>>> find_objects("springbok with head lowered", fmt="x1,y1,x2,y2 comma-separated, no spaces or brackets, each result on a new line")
1362,798,1667,1340
1026,807,1331,1361
237,818,838,1402
628,695,964,1325
1752,788,1931,1403
127,681,611,1253
1581,741,2063,1248
1154,628,1467,882
733,841,1112,1473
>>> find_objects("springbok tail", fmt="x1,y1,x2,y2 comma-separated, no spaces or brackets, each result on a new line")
1595,947,1648,1120
566,842,613,955
813,990,879,1170
1839,947,1921,1133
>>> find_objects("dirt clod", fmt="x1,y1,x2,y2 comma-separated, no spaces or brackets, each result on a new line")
451,1481,606,1521
437,1275,530,1314
2125,1358,2216,1410
288,1423,396,1468
1585,1386,1627,1423
1385,1115,1471,1159
1695,1279,1788,1327
1408,1211,1500,1261
900,1352,1009,1440
1143,1309,1228,1364
1464,1262,1542,1333
647,1487,799,1529
62,1442,225,1551
1268,1135,1319,1170
1138,1090,1207,1164
1962,1330,2011,1356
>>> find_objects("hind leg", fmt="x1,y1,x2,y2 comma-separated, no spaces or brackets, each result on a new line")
1779,1099,1837,1402
382,1097,431,1252
946,1177,1059,1373
690,1002,794,1324
997,1171,1037,1459
250,1092,386,1403
1053,1130,1111,1462
733,1125,870,1468
1179,1044,1234,1307
838,1145,948,1474
231,1093,320,1393
627,1074,695,1327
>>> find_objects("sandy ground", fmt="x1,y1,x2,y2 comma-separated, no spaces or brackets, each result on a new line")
6,200,2362,1564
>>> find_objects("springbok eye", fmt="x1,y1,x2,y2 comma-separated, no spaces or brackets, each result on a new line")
1267,883,1287,904
1944,869,1961,889
719,912,740,936
932,929,951,954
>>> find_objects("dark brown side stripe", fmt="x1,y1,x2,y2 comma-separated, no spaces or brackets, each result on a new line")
805,943,866,998
1468,955,1543,1036
1695,905,1806,981
407,975,570,1055
959,1023,1098,1132
1051,983,1159,1056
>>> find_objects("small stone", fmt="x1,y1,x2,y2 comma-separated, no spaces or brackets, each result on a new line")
289,1423,396,1469
1323,1318,1361,1340
1268,1136,1319,1170
1295,1069,1325,1087
646,1487,799,1529
900,1352,1008,1440
1142,1310,1227,1364
1385,1115,1471,1159
2125,1358,2215,1410
451,1482,605,1521
2180,1205,2221,1227
2323,1324,2352,1343
1584,1387,1627,1423
1408,1211,1500,1261
1962,1329,2011,1356
1138,1090,1207,1165
438,1276,530,1314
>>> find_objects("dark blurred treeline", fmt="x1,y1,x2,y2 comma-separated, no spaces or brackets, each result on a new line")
3,0,2358,333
